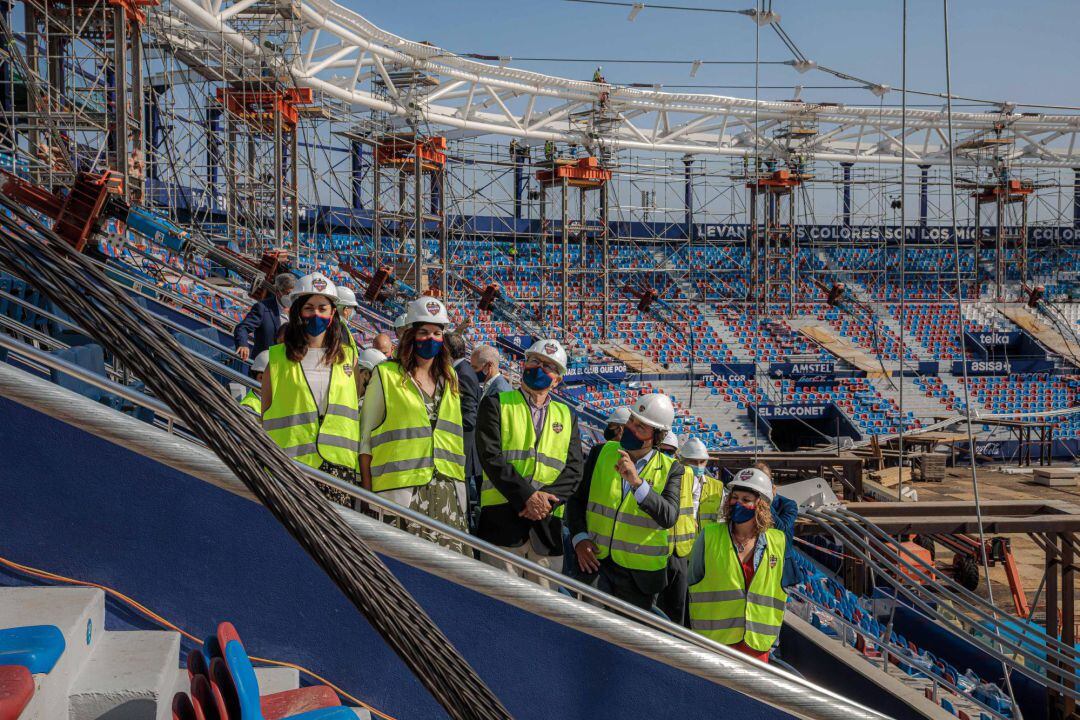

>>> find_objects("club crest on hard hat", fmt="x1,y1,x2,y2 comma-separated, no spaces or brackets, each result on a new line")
312,277,327,292
426,301,441,315
544,342,557,355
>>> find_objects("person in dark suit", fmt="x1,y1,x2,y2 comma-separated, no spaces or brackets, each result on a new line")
566,393,683,611
475,339,583,585
446,332,482,527
471,344,513,399
233,273,295,361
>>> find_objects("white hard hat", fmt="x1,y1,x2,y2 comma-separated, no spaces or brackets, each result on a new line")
357,347,387,371
679,437,710,461
606,407,630,425
728,467,774,502
287,272,338,306
336,286,359,308
405,296,450,327
394,312,408,330
525,338,568,375
628,393,675,431
660,430,679,449
251,350,270,373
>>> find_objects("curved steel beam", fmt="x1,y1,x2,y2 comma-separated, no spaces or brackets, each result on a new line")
161,0,1080,167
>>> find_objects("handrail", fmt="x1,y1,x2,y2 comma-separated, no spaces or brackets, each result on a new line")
0,354,889,720
0,288,247,369
787,588,1008,720
803,509,1079,700
0,301,258,391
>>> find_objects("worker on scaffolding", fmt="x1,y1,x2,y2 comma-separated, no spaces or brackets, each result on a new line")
688,467,788,662
593,66,609,110
544,140,556,163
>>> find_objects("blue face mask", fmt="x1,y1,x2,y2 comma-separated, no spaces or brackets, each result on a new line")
304,314,331,337
620,428,646,452
730,501,756,524
522,365,553,390
691,465,705,478
415,338,442,359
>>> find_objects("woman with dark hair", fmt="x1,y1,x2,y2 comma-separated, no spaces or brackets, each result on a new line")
687,466,788,662
358,296,468,551
261,272,361,505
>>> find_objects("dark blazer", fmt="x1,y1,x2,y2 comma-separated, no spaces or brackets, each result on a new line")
233,296,282,358
566,443,683,596
454,358,482,480
475,391,584,553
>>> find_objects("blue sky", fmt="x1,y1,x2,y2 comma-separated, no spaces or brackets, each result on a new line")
356,0,1079,110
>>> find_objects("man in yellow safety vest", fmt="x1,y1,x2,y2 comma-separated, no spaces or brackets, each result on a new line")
566,393,684,611
475,339,583,584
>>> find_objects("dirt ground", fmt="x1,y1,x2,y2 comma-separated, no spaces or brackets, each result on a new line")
907,464,1080,629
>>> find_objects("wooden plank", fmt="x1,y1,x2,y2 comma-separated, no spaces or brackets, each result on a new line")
798,324,888,376
999,304,1080,367
869,466,911,488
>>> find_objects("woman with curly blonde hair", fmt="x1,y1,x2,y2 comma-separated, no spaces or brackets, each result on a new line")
687,466,789,662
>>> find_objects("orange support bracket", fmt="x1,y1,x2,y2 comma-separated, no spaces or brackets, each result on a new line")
1002,547,1031,618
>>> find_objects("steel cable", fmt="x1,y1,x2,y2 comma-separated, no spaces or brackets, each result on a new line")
0,197,513,720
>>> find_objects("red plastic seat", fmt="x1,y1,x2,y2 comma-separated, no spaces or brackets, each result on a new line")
0,665,33,720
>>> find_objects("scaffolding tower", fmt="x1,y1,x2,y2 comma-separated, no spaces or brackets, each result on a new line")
748,164,802,315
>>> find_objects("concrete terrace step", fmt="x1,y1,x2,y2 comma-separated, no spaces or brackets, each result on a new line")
69,630,181,720
0,587,105,720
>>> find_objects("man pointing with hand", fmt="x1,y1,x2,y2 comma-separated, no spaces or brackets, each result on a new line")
566,393,684,611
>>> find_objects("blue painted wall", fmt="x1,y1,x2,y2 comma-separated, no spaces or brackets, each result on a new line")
0,397,794,720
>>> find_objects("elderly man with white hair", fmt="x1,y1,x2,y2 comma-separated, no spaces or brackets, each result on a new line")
470,343,512,398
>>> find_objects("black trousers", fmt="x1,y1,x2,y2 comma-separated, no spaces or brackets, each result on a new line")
656,553,690,627
596,559,664,612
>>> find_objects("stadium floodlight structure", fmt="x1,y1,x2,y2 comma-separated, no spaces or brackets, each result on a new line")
158,0,1080,168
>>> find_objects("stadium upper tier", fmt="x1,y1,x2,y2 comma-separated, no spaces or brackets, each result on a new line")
156,0,1080,166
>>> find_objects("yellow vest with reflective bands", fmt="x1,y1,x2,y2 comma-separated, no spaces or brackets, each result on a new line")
239,390,261,415
480,391,572,511
689,523,788,652
697,476,726,526
586,442,675,572
262,343,359,470
370,361,465,492
670,466,698,557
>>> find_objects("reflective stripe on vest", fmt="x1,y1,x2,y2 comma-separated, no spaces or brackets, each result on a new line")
239,390,261,415
669,466,698,557
696,477,726,526
370,361,465,492
688,523,787,651
480,391,573,510
262,343,359,470
585,442,675,571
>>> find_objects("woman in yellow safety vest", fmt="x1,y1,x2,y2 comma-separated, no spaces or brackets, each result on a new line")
359,296,468,551
688,466,788,663
261,272,362,505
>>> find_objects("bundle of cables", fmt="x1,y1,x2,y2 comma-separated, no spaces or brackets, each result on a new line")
0,195,512,720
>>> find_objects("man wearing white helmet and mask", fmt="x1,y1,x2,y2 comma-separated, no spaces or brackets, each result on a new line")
475,339,583,585
238,350,269,415
602,406,629,442
336,285,360,351
359,296,468,551
566,392,684,610
262,272,361,505
355,347,386,408
687,465,788,663
658,430,679,456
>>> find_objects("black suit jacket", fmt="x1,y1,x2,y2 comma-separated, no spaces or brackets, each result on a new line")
566,443,683,595
454,358,481,479
233,296,282,358
475,391,584,553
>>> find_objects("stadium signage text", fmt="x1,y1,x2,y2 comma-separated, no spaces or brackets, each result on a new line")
709,362,756,379
769,361,835,379
756,404,831,420
964,331,1021,348
698,224,1080,243
563,362,628,384
951,359,1055,375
